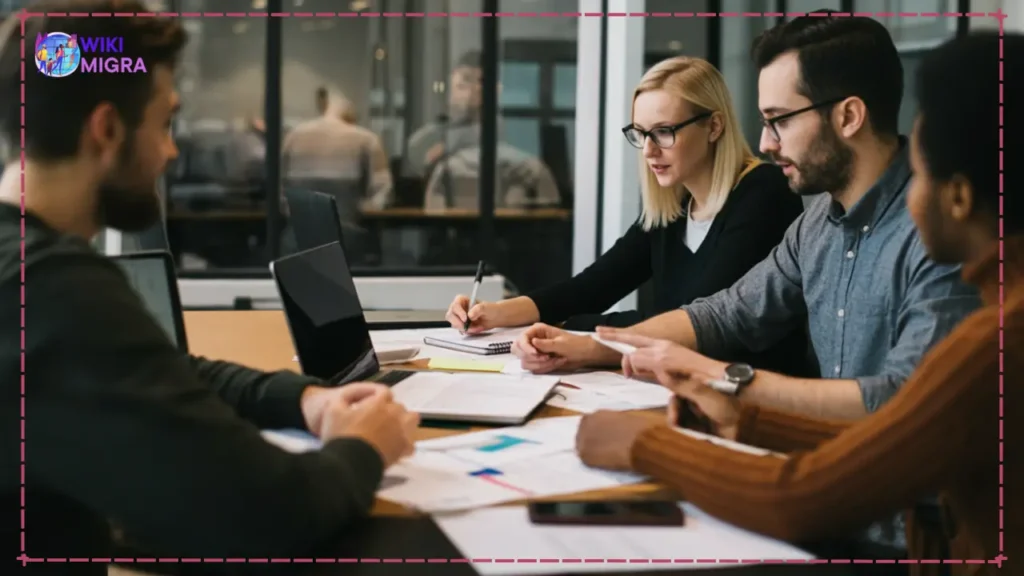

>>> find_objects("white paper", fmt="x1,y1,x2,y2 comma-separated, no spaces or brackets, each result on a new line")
372,327,520,361
434,505,815,575
557,372,673,409
391,372,558,419
377,416,645,513
546,386,647,414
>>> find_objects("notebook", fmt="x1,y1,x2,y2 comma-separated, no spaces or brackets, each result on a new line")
423,329,517,356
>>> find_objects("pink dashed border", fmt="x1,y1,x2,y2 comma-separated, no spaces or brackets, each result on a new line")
15,9,1009,570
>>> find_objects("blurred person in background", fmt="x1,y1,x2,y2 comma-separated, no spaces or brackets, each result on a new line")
405,50,484,179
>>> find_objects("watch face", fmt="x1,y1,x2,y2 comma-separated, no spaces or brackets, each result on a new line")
725,363,755,383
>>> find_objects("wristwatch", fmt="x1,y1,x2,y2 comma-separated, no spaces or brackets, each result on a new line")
707,363,756,396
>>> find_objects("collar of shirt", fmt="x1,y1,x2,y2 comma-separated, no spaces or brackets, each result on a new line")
826,136,912,230
964,233,1024,307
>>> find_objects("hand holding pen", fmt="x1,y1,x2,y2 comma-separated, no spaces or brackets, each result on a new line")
445,261,493,334
464,261,486,332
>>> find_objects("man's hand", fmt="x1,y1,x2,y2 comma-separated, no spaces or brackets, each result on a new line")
661,372,742,440
321,392,420,468
575,411,661,471
512,323,602,374
300,383,390,436
594,327,726,381
595,329,741,440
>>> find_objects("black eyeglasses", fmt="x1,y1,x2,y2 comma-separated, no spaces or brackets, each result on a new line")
622,111,713,149
760,97,848,143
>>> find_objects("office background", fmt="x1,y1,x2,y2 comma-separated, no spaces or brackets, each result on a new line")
3,0,1018,312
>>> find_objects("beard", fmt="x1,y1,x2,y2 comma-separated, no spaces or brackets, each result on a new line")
95,135,163,233
774,119,855,196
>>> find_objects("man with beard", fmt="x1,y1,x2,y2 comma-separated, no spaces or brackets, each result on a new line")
0,0,420,567
514,12,980,557
404,50,485,179
572,31,1019,576
515,12,979,419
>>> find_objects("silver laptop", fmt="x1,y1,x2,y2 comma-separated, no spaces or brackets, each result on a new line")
269,241,558,425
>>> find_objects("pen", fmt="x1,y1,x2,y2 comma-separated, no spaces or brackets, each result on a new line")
464,260,486,332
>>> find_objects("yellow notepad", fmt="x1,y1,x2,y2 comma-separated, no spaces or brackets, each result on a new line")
427,357,506,373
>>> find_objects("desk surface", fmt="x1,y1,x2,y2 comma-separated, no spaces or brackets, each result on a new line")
182,310,677,516
170,311,836,576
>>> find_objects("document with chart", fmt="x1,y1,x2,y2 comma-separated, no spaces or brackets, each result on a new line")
377,416,646,513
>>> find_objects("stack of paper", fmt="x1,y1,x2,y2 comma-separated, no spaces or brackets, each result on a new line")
377,416,645,513
549,372,673,413
434,505,815,575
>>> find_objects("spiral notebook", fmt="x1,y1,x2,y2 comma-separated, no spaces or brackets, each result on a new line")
422,329,516,356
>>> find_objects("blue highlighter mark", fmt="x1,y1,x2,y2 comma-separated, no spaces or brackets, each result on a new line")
476,435,536,453
469,468,502,477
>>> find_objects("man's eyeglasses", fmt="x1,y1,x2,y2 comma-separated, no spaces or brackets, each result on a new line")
760,97,848,143
622,111,713,149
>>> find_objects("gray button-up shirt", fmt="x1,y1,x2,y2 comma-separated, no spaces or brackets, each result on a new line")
685,140,980,411
683,140,980,550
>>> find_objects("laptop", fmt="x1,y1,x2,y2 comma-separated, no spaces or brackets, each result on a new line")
270,241,559,425
111,250,189,352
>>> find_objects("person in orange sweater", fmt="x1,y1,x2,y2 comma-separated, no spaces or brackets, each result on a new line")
575,32,1019,576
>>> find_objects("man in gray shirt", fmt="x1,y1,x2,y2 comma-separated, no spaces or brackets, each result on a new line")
404,51,484,179
514,14,979,559
513,15,980,420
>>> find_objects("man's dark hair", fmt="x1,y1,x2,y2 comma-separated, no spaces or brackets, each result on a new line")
316,86,328,101
0,0,186,162
916,32,1020,234
455,50,481,70
751,10,903,137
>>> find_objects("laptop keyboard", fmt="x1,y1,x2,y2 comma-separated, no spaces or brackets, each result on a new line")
373,370,416,385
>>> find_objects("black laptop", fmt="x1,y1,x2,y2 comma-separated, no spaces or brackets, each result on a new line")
111,250,189,352
269,241,559,424
269,240,414,386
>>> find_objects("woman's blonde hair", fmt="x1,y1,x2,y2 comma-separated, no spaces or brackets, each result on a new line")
633,56,754,230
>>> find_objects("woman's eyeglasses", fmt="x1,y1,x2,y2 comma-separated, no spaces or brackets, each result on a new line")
622,111,713,149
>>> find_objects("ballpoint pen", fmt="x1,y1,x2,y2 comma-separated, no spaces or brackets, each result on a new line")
464,260,486,332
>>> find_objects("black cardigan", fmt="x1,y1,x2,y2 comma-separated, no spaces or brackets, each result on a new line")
526,161,811,374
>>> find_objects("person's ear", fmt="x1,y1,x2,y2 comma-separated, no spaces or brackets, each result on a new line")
708,112,724,144
943,174,975,223
82,102,126,170
835,97,867,139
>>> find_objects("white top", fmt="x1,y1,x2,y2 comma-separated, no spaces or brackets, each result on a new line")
684,198,715,252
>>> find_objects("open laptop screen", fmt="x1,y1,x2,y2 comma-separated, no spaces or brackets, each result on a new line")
270,241,378,384
111,250,188,352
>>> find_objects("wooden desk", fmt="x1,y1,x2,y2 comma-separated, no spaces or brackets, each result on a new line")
182,310,677,516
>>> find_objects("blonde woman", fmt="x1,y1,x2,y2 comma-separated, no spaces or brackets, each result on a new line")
448,57,805,370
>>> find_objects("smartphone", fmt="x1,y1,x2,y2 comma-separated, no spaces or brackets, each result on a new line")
674,396,713,433
527,500,684,527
